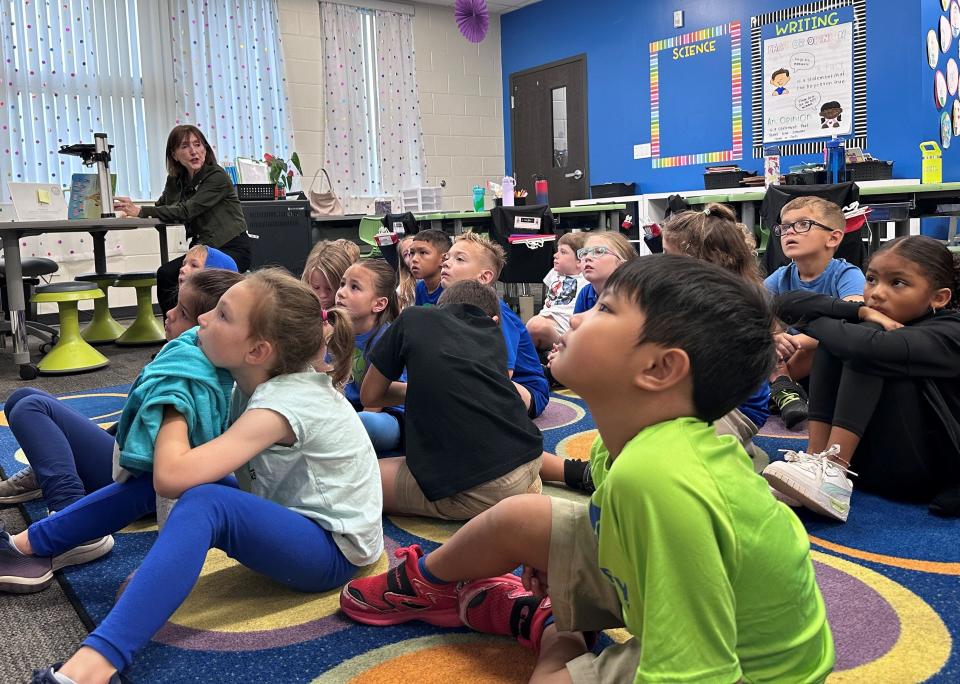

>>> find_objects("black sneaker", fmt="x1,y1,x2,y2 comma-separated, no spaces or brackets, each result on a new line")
563,458,595,494
770,377,808,430
0,521,53,593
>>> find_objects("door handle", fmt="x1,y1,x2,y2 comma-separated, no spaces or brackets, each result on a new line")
564,169,583,180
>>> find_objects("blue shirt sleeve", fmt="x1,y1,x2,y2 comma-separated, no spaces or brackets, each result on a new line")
499,301,520,370
573,284,596,314
834,262,866,300
763,268,783,295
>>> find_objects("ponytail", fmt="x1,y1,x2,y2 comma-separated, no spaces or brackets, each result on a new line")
322,306,354,389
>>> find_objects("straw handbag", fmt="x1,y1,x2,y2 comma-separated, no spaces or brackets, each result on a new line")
307,168,344,216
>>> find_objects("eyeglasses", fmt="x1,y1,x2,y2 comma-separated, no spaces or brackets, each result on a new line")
577,245,623,260
772,220,835,236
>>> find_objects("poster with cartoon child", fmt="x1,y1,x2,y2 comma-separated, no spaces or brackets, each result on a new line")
762,6,854,143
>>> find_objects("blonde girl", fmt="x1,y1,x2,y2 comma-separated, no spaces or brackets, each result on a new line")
572,231,636,313
302,239,360,308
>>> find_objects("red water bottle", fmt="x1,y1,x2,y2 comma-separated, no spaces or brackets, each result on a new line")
534,175,549,206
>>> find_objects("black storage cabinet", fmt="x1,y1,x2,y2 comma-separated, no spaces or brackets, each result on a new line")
242,200,313,277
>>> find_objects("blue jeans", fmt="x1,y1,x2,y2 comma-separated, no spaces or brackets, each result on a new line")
28,476,357,672
358,410,402,452
4,388,115,511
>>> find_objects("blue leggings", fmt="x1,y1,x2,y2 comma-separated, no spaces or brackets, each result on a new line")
4,388,115,511
28,477,358,672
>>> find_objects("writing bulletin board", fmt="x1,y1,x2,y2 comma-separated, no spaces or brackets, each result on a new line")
649,22,743,168
751,0,867,157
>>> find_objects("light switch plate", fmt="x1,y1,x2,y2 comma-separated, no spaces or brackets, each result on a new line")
673,10,684,28
634,143,652,160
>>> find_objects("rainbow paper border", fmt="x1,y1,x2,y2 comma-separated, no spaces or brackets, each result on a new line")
649,22,742,169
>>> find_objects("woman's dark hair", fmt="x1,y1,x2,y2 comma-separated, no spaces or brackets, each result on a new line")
165,125,218,177
873,235,960,310
604,254,776,422
181,269,245,321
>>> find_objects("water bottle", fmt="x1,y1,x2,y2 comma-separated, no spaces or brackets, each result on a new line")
763,146,781,188
501,175,515,207
534,175,549,206
824,137,846,184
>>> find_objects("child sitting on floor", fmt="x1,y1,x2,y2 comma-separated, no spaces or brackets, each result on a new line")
542,204,772,492
177,244,239,287
765,197,865,429
360,280,543,520
335,260,406,453
410,229,451,306
572,231,636,314
440,233,549,418
4,269,382,683
341,255,834,684
765,235,960,521
0,269,244,528
526,231,588,351
302,239,360,308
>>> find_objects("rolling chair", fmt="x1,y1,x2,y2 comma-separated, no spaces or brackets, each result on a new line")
0,257,61,352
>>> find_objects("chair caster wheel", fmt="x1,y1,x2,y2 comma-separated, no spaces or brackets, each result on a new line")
39,342,52,354
19,364,39,380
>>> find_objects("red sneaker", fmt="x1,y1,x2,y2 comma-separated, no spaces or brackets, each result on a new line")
458,573,553,651
339,544,462,627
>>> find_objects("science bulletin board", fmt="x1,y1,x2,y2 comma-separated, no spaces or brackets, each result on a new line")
649,22,743,168
750,0,867,157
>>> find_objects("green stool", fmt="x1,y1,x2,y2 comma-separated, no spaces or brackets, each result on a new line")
31,282,109,374
114,271,165,346
75,273,126,344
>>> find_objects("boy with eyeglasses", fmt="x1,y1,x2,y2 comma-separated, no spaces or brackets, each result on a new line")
765,197,865,428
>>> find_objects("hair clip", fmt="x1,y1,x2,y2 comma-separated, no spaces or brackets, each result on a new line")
702,207,712,216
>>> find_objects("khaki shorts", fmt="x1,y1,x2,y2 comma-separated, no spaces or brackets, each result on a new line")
393,457,542,520
548,497,641,684
714,408,769,473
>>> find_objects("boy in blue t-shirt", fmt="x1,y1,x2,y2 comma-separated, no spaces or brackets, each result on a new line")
341,255,834,683
410,229,451,306
438,233,549,417
765,196,864,428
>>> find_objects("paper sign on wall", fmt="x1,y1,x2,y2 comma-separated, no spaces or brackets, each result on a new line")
762,8,854,144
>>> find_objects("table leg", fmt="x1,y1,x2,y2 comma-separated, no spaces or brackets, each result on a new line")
741,202,757,233
157,225,170,264
2,233,30,366
598,210,608,231
91,232,107,274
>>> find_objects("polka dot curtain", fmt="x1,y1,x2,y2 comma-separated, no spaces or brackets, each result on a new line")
164,0,294,174
321,3,425,212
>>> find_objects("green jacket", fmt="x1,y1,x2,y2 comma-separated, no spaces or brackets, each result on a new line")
140,164,247,248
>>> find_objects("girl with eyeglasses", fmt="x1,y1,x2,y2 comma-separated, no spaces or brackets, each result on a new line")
571,232,637,315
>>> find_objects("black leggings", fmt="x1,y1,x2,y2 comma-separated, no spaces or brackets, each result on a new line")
808,342,948,501
156,232,252,314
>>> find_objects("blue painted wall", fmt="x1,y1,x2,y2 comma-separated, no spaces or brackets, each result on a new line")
501,0,922,194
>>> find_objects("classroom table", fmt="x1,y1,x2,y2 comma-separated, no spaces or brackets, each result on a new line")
0,217,169,378
421,204,627,235
571,180,960,250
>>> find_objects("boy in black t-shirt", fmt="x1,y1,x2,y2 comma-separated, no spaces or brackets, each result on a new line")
361,280,543,520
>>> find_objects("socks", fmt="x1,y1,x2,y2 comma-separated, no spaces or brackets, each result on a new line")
417,555,451,585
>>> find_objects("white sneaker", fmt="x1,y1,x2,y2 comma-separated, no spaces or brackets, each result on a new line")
769,485,801,507
51,535,114,570
763,445,855,522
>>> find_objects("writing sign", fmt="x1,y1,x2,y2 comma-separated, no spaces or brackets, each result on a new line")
762,7,854,144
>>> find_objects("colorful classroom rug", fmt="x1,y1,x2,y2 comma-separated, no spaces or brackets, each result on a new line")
1,387,958,683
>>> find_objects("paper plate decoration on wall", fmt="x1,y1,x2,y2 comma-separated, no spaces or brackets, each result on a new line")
952,1,960,36
942,15,953,52
941,110,952,148
454,0,490,43
929,30,941,68
953,99,960,135
949,58,959,94
936,70,948,108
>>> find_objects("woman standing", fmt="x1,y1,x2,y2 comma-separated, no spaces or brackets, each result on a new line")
114,125,251,312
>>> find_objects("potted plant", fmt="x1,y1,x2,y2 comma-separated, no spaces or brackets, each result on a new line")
263,152,303,199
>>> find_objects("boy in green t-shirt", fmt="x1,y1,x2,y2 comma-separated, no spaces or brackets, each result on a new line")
340,255,835,683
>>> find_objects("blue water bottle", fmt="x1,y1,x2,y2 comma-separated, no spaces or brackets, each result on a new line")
825,137,846,184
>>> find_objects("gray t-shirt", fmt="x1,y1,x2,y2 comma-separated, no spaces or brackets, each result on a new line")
232,370,383,566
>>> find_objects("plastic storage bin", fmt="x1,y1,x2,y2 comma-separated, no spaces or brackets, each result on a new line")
846,160,893,182
703,168,756,190
236,184,276,201
591,182,636,198
400,186,443,212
